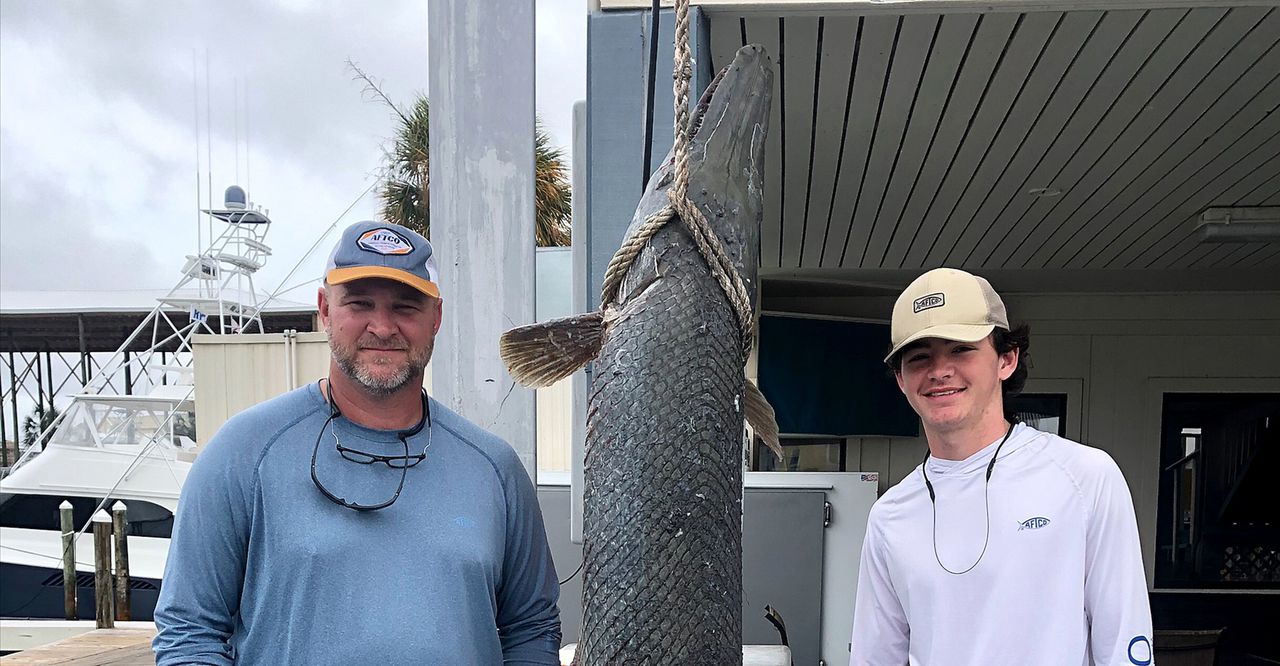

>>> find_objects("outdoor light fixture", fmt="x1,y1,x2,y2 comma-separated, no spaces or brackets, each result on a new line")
1195,207,1280,243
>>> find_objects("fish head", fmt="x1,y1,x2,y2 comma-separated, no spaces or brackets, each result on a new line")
634,45,773,304
683,44,773,302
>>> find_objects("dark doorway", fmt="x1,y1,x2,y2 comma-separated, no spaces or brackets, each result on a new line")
1155,393,1279,590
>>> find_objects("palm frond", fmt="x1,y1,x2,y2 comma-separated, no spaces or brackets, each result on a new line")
534,120,572,247
353,69,571,246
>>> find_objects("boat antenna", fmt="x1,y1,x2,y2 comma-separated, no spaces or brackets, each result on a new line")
205,49,213,246
245,78,252,201
192,49,202,260
234,77,240,186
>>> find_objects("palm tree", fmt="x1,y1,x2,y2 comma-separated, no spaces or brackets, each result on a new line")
533,125,573,247
21,404,60,451
350,63,572,246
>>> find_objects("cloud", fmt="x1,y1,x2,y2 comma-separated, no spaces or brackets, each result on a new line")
1,0,586,301
0,164,169,290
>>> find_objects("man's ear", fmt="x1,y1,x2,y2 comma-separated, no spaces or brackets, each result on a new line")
317,286,330,330
997,347,1019,381
894,368,907,394
432,297,444,335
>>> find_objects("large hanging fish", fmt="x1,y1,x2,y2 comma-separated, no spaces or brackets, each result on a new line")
501,44,775,664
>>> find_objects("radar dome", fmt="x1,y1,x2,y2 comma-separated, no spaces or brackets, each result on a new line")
224,185,247,210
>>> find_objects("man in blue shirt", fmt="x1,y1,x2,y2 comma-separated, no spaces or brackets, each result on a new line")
154,221,561,665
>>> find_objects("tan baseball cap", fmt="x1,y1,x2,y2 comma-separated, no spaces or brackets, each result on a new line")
885,268,1009,363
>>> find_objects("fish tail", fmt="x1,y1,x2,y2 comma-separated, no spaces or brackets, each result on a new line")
500,311,606,388
745,380,782,461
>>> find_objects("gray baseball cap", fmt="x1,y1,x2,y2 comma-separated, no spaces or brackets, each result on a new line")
324,221,440,297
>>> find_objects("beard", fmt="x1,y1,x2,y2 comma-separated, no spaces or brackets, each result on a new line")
328,332,433,397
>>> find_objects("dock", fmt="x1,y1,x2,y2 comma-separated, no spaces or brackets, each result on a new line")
0,628,155,666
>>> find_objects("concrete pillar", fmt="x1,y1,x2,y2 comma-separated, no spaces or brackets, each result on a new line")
428,0,538,480
570,100,588,544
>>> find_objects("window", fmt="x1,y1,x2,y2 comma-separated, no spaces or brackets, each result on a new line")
1008,393,1068,437
1155,393,1279,589
0,493,174,539
753,436,846,472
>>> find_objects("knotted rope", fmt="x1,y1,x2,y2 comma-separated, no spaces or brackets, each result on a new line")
597,0,755,358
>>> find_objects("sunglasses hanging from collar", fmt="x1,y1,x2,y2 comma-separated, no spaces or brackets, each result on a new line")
310,379,432,511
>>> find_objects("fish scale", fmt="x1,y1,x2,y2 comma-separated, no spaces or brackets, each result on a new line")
574,45,772,665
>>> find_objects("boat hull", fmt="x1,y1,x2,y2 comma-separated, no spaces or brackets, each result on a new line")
1,525,170,621
0,561,162,621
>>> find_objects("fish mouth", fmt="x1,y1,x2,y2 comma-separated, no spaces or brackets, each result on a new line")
687,57,729,139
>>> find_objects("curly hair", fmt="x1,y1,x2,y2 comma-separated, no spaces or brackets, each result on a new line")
993,324,1032,421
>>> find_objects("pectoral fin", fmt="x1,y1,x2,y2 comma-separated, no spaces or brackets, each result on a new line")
745,379,782,461
500,311,606,388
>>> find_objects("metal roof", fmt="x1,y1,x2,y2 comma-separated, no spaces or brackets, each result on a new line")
0,290,316,352
693,4,1280,273
0,289,314,315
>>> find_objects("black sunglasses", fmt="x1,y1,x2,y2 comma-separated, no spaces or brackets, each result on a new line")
310,383,431,511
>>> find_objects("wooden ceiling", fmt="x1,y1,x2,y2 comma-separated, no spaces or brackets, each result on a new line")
705,5,1280,272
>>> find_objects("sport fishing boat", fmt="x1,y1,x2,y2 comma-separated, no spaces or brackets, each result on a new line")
0,186,276,621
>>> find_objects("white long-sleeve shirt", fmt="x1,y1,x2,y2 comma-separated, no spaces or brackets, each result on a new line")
849,423,1153,665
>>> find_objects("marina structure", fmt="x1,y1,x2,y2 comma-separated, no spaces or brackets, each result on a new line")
0,187,313,622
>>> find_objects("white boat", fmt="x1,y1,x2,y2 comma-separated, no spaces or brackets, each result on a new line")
0,186,277,621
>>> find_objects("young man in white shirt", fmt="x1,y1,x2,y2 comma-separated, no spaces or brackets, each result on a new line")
849,268,1153,665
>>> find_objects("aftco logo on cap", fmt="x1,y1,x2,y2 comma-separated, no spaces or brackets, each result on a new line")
357,228,415,255
913,293,945,313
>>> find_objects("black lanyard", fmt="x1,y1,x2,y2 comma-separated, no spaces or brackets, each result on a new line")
921,423,1015,575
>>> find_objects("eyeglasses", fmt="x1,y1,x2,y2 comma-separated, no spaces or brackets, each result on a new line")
334,423,431,469
310,385,431,511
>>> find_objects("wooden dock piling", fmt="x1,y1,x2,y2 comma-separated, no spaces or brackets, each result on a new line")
90,510,114,629
59,501,76,620
112,502,131,622
59,502,77,622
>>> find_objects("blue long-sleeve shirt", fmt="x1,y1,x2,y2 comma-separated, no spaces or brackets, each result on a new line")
154,383,560,665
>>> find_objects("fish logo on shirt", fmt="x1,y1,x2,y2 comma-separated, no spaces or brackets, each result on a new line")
1017,516,1051,531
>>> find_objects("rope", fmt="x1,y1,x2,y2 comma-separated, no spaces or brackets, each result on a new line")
599,0,755,358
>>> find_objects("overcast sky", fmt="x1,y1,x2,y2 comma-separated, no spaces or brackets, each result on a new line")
0,0,587,303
